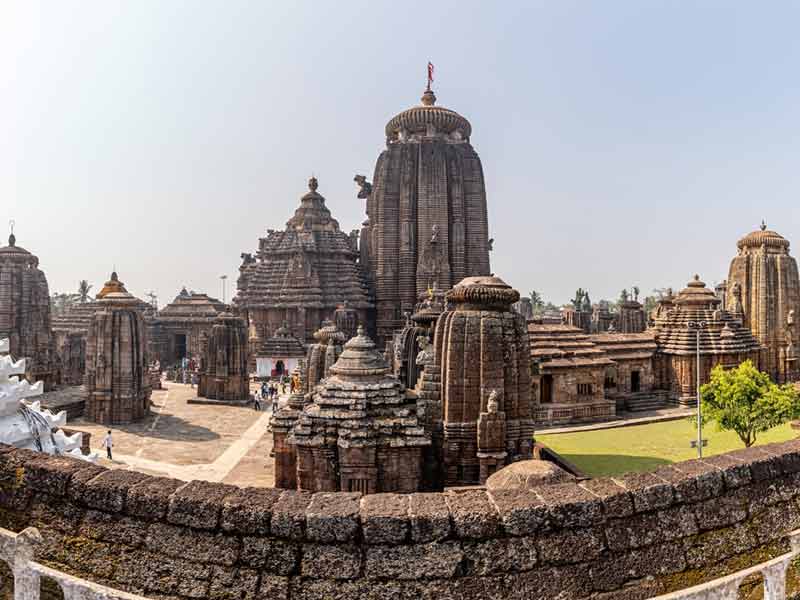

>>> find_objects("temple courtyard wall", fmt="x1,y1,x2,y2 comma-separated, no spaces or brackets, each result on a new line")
3,440,800,599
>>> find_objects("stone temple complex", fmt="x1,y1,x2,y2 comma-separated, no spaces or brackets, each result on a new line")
726,222,800,383
358,85,491,343
0,232,57,390
84,272,151,424
197,311,249,402
235,177,373,352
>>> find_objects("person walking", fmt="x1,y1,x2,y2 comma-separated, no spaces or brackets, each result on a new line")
101,430,113,460
253,392,261,411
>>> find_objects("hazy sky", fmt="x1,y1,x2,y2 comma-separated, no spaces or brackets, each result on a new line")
3,1,800,308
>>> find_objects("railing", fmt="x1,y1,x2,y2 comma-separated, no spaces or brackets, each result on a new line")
650,528,800,599
0,526,146,600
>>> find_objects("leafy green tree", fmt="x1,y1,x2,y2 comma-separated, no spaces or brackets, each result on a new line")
699,360,800,447
76,280,93,303
529,291,544,316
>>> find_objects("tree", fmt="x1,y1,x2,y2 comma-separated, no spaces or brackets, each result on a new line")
698,360,800,447
529,291,544,316
49,292,75,316
76,280,93,303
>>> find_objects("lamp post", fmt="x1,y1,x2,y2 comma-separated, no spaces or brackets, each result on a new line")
220,275,228,304
687,320,707,457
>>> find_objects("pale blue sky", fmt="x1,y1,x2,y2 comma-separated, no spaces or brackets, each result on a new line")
3,1,800,307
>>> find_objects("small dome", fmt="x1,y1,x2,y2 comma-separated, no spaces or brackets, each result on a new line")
674,275,720,307
385,87,472,140
485,459,574,491
737,222,790,251
285,177,340,232
447,275,520,310
329,326,390,378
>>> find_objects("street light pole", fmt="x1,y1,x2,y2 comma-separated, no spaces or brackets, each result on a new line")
687,320,707,458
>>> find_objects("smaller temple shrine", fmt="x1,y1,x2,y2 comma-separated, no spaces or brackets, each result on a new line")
651,275,764,405
152,288,226,366
0,232,58,390
197,312,249,402
391,284,446,389
84,272,151,424
289,326,429,494
255,323,306,379
434,275,535,485
615,289,647,333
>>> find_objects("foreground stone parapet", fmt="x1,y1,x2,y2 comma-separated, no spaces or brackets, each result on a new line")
3,441,800,598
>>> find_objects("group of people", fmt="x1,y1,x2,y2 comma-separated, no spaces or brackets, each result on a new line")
252,380,282,412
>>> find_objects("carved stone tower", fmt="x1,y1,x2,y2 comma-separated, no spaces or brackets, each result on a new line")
434,275,534,485
726,223,800,383
84,272,151,424
198,311,250,402
359,85,491,343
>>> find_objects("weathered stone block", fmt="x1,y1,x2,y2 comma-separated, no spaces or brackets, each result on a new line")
693,492,748,531
727,446,783,481
79,509,149,547
534,482,603,529
221,487,282,536
306,492,361,543
167,480,236,530
271,490,312,540
579,477,634,518
145,522,240,566
537,526,604,565
487,488,545,537
29,494,85,534
240,537,299,575
445,490,500,539
462,537,538,576
126,477,185,521
71,469,148,512
208,566,259,600
365,542,462,579
22,454,88,496
408,492,451,542
255,576,289,600
360,493,409,544
613,472,673,513
301,543,362,580
655,460,724,503
605,505,697,551
751,500,800,544
589,541,687,592
684,524,759,568
701,454,751,489
115,550,212,598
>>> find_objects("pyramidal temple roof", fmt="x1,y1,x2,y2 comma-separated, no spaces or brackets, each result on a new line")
157,288,226,323
234,178,372,311
651,275,763,356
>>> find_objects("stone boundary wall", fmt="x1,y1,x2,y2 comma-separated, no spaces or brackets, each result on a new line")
2,441,800,600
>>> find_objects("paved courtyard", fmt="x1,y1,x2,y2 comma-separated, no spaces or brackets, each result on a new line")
70,381,277,487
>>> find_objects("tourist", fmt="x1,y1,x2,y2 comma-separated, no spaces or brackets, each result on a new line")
190,371,197,388
253,392,261,411
101,430,113,460
261,381,268,399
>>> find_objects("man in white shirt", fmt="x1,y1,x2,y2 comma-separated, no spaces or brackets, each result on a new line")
101,430,113,460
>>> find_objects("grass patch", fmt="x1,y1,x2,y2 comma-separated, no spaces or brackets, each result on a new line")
537,418,797,477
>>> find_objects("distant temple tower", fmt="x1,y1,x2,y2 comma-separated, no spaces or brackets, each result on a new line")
726,223,800,382
0,231,57,390
235,177,373,348
358,80,491,343
84,272,151,424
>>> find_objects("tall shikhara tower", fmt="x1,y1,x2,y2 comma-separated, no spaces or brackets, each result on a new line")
359,85,491,342
726,223,800,383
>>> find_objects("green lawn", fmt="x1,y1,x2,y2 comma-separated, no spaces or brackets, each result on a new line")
537,418,797,478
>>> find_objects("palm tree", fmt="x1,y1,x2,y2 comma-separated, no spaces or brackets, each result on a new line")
529,291,545,316
76,280,93,303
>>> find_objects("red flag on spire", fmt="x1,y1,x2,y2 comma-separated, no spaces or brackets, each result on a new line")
427,62,434,89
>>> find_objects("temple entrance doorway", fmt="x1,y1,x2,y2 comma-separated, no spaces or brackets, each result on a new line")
631,371,640,393
541,374,553,403
175,334,187,361
275,360,285,376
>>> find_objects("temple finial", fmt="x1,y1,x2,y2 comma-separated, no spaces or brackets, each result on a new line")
422,62,436,106
761,219,767,231
8,219,15,247
308,176,318,192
